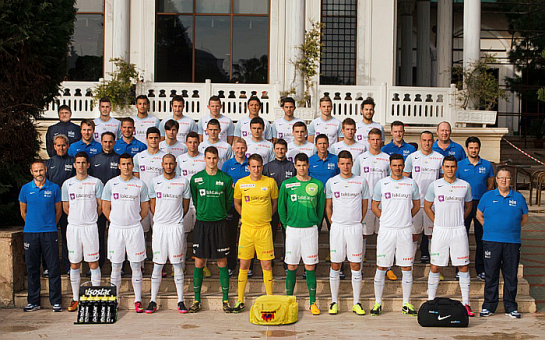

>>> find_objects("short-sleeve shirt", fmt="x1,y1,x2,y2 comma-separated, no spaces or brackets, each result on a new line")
353,151,390,208
114,138,147,157
93,117,121,142
197,114,235,143
176,152,206,179
102,176,149,228
329,140,367,159
133,150,167,187
19,180,61,233
325,174,370,225
190,169,234,221
425,178,472,228
373,176,419,229
148,174,191,225
286,141,317,162
132,115,160,145
381,140,416,160
222,157,250,185
246,139,275,164
309,153,340,186
404,150,444,206
198,140,234,169
234,175,279,228
159,116,197,140
159,140,188,158
271,117,303,143
308,116,342,144
355,121,384,149
61,176,104,226
234,116,273,142
68,139,102,158
432,140,466,161
456,157,494,200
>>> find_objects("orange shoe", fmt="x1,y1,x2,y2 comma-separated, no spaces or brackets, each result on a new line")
386,269,397,281
67,300,78,312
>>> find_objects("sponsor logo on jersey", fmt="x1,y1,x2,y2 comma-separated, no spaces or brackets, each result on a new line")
113,193,119,199
285,182,300,188
414,166,420,172
70,193,75,200
305,183,319,196
364,167,370,173
240,183,255,189
157,192,162,198
290,194,297,202
244,196,250,202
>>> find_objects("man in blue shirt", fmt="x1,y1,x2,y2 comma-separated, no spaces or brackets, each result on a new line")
19,160,62,312
68,120,102,158
381,121,416,160
432,121,466,161
477,168,528,318
45,105,81,157
114,117,147,156
456,136,495,280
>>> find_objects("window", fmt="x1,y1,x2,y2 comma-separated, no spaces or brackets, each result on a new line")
156,0,269,83
67,0,104,81
320,0,357,85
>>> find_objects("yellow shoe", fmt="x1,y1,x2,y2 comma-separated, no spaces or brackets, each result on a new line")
439,273,444,281
310,303,321,315
203,266,211,277
352,303,366,315
326,253,331,262
386,269,397,281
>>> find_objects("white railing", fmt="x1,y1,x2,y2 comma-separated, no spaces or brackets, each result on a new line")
42,81,493,127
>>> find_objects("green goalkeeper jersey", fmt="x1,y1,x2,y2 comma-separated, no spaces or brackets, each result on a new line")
190,169,233,222
278,176,325,228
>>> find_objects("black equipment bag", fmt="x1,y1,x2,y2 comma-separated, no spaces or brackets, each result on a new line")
75,282,117,324
417,298,469,327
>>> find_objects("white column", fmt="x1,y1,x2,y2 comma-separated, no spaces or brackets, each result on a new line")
285,0,305,99
112,0,130,62
399,0,415,86
370,0,396,86
463,0,481,71
437,0,452,87
416,0,431,86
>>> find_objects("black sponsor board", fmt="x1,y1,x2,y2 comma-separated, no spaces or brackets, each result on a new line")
75,284,117,324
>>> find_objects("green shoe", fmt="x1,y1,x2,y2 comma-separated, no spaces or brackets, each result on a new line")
232,301,245,313
370,302,382,316
402,303,417,316
352,303,366,315
328,302,339,315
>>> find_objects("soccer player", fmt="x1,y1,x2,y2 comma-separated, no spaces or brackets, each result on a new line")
158,95,198,142
145,154,191,314
272,97,303,143
234,96,272,143
198,96,235,144
279,153,325,315
370,154,420,316
403,131,444,263
93,97,121,142
68,120,102,158
132,95,160,145
233,154,278,312
381,121,416,160
424,156,474,316
308,96,342,144
159,119,188,158
61,152,104,312
114,117,147,156
329,118,367,159
325,151,370,315
286,121,316,162
102,153,149,312
189,146,234,313
246,117,275,164
198,119,234,169
432,121,467,161
46,105,82,157
355,97,385,149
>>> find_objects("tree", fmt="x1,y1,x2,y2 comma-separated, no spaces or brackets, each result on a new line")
0,1,76,227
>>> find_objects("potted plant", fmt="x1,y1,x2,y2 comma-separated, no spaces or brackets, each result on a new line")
93,58,141,115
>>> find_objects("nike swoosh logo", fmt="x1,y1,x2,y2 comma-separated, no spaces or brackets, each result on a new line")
437,315,451,321
50,166,56,169
94,164,101,167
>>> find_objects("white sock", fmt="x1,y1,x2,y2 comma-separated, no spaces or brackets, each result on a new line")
329,268,340,303
130,261,143,303
111,263,123,297
427,272,440,301
374,269,386,304
362,238,367,261
173,263,185,302
90,267,101,286
70,268,80,301
351,269,362,305
402,270,413,305
151,264,164,302
458,271,471,305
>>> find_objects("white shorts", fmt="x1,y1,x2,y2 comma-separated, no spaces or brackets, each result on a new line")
430,226,470,267
108,225,146,263
141,209,154,232
183,206,195,233
284,226,319,266
363,210,379,235
152,223,186,264
376,227,414,268
330,223,363,263
66,224,99,263
412,209,433,235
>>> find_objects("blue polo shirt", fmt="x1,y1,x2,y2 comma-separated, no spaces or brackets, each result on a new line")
456,157,495,200
478,188,528,244
432,140,466,161
222,157,249,184
381,140,416,160
68,139,102,158
309,153,339,186
114,138,147,157
18,180,61,233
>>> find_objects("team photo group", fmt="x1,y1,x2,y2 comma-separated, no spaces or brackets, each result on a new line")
20,93,528,320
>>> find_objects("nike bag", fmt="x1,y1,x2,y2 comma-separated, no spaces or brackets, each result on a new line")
417,298,469,327
250,295,298,325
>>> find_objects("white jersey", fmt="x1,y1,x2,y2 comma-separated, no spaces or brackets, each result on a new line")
234,116,273,142
425,178,472,228
325,174,370,225
158,116,198,141
308,116,342,144
373,176,419,229
133,150,167,187
149,175,191,225
355,121,384,149
176,152,206,179
61,176,104,226
102,176,149,228
329,140,367,159
159,140,188,158
132,115,160,145
271,117,303,143
198,140,233,169
246,139,275,164
93,117,121,142
404,150,444,206
197,114,235,143
353,151,390,207
286,141,317,162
